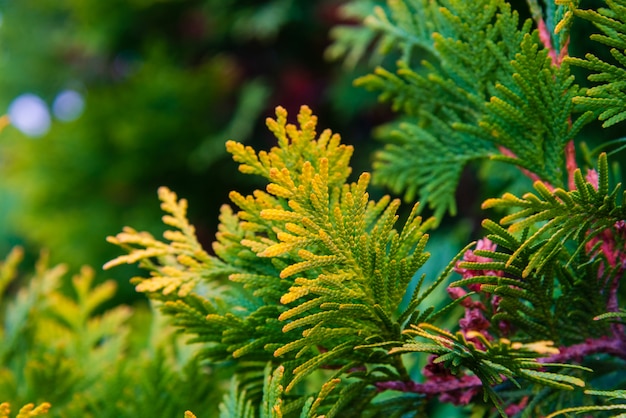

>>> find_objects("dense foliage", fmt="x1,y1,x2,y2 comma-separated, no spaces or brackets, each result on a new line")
2,0,626,417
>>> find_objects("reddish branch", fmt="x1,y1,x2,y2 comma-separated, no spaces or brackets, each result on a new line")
375,374,482,404
374,335,626,403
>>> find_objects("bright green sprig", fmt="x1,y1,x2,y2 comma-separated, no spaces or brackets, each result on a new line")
546,389,626,417
466,32,594,187
568,0,626,127
482,153,625,277
356,0,542,219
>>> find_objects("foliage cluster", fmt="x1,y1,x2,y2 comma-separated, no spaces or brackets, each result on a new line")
2,0,626,417
0,246,224,417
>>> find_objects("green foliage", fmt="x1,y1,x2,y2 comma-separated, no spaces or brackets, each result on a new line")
353,0,533,217
106,97,626,416
106,108,438,413
567,0,626,127
340,0,624,219
107,105,470,415
395,323,587,416
466,32,593,186
482,153,624,278
4,0,626,417
0,248,220,417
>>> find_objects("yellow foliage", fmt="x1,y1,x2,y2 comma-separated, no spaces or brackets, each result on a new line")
104,187,213,297
0,403,51,418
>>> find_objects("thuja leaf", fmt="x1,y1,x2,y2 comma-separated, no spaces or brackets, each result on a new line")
105,105,446,415
482,153,626,278
218,377,255,418
468,31,594,187
546,389,626,418
356,0,599,222
568,0,626,127
398,323,589,415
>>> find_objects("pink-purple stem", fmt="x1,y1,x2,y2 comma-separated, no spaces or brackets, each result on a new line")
374,334,626,398
375,375,481,395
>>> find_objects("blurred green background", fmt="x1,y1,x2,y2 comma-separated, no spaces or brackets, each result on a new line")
0,0,390,303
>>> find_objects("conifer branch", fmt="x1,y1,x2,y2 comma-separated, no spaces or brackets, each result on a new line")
355,0,596,218
98,3,626,415
106,106,453,414
104,187,219,298
567,0,626,127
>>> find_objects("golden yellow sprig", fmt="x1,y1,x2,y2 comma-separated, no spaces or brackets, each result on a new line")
104,187,212,297
0,403,51,418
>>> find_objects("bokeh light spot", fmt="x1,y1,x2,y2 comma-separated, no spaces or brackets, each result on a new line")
8,93,51,138
53,90,85,122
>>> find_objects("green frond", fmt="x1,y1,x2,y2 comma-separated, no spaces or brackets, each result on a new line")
357,0,560,218
451,153,623,344
218,377,256,418
103,105,448,415
371,115,497,218
546,388,626,418
398,323,590,414
217,110,432,385
483,153,625,278
474,32,593,186
568,0,626,127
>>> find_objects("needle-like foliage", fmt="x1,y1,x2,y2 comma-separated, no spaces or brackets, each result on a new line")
567,0,626,127
6,0,626,416
106,106,457,415
353,0,536,218
101,0,626,416
105,102,620,416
